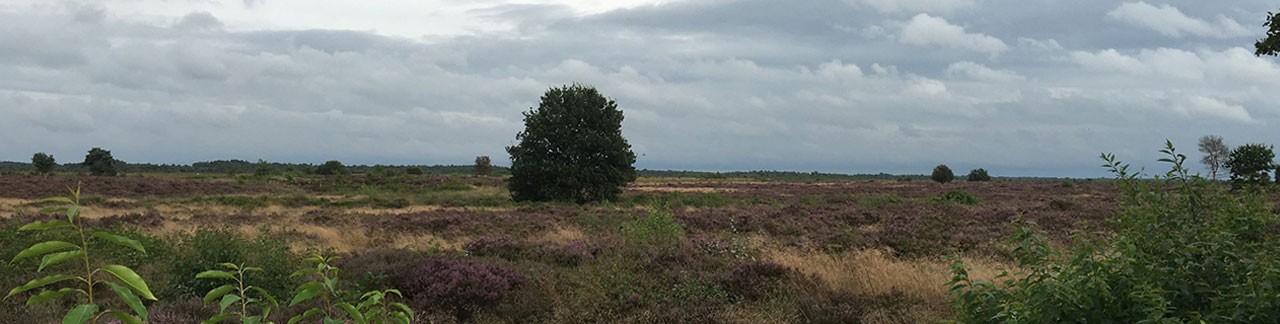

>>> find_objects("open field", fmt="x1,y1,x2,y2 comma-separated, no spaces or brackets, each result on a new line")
1,175,1119,323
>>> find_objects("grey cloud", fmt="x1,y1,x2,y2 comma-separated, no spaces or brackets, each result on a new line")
1,1,1278,177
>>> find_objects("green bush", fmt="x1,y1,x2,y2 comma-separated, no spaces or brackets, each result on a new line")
163,229,297,301
949,141,1280,323
84,147,118,176
619,209,686,250
931,164,954,184
315,160,349,176
933,190,978,205
966,168,991,181
32,152,55,176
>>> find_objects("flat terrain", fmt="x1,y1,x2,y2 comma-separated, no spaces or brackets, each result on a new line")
0,174,1119,323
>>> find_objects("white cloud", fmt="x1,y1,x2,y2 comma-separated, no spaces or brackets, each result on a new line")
1174,96,1255,124
845,0,977,15
899,13,1007,56
945,61,1023,82
1106,2,1250,38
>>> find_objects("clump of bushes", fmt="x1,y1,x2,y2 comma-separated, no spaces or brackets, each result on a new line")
950,142,1280,322
933,190,979,205
967,168,991,181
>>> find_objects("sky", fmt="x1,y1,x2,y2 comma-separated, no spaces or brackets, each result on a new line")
1,0,1278,177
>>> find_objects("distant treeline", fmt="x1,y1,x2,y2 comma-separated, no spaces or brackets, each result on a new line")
637,169,920,181
0,160,512,176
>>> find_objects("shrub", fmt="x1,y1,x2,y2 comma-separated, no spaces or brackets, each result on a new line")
966,168,991,181
402,256,528,322
31,152,55,176
404,166,423,175
619,209,686,250
950,141,1280,322
506,84,638,203
720,261,789,301
933,190,978,205
315,160,349,176
164,229,296,300
1225,143,1276,188
931,164,954,184
253,159,274,177
84,147,118,176
474,156,493,176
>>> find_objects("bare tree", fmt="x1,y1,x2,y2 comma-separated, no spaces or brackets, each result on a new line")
1198,135,1229,180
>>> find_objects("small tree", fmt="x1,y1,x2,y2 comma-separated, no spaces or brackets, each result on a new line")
966,168,991,181
474,156,492,176
253,159,274,177
931,164,954,184
1198,135,1229,180
507,84,637,203
315,160,349,176
1224,143,1276,188
32,152,56,176
405,166,424,175
83,147,117,176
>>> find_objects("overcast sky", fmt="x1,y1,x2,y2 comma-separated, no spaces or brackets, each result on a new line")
2,0,1278,177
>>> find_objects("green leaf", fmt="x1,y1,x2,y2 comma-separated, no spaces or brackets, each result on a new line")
201,313,235,324
204,284,237,303
337,302,364,323
288,308,322,324
11,241,79,263
38,205,69,215
62,304,98,324
38,250,85,272
323,316,344,324
105,310,143,324
104,281,147,319
196,270,236,280
100,265,157,301
219,294,243,313
249,286,278,308
219,263,240,270
92,231,146,254
66,205,82,223
6,274,79,299
241,315,262,324
25,287,81,306
392,302,414,319
18,220,73,231
289,285,324,306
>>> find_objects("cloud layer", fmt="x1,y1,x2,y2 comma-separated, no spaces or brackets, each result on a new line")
1,0,1278,177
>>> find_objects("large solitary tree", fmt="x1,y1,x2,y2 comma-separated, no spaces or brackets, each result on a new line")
31,152,55,176
507,84,637,203
1198,135,1229,180
83,147,117,176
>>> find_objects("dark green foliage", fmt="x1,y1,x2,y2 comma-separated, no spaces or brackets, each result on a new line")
83,147,117,176
31,152,55,175
405,166,423,175
474,156,492,176
1258,11,1280,56
719,261,789,301
253,159,274,177
163,229,296,301
966,168,991,181
1225,143,1276,187
950,142,1280,323
933,190,978,205
931,164,954,184
315,160,349,176
507,84,637,203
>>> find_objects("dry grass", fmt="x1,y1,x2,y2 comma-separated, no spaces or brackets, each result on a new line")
765,248,1013,321
534,226,588,245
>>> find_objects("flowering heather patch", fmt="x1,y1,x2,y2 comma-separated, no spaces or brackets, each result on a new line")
402,256,529,322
